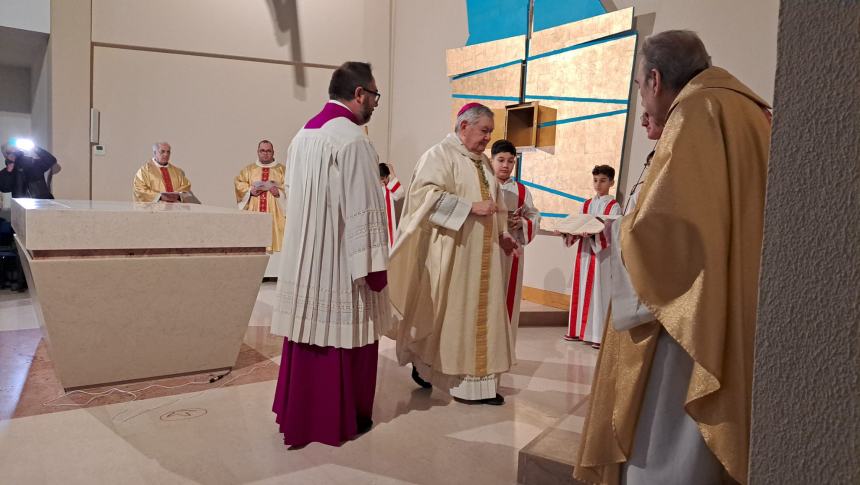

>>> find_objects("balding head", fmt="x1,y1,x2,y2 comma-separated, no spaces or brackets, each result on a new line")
152,142,171,165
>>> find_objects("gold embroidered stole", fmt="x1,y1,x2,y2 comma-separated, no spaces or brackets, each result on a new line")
471,159,492,376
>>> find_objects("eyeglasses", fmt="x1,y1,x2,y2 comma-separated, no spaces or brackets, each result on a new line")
362,87,381,103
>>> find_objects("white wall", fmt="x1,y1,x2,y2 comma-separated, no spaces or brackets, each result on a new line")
48,0,91,200
387,0,467,178
30,47,51,150
91,0,392,164
92,0,388,67
89,0,392,208
0,65,31,113
0,112,31,142
0,65,32,144
0,25,50,147
0,0,50,33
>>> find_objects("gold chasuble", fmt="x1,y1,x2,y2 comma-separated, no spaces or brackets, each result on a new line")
574,67,771,485
234,161,287,252
132,160,192,202
389,133,514,380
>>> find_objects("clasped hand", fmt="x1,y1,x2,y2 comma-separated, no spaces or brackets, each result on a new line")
251,186,280,197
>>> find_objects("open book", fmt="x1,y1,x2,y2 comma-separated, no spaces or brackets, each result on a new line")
556,213,622,235
252,180,277,191
160,191,202,204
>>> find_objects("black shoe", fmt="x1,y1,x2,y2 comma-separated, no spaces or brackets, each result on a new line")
454,393,506,406
411,366,432,389
480,394,505,406
357,417,373,434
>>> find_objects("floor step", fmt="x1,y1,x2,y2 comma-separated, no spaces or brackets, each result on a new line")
518,398,592,484
519,300,567,327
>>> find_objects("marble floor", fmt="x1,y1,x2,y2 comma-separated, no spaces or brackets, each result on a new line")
0,283,597,485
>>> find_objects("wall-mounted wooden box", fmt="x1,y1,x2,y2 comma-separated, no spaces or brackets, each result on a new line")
505,102,556,153
488,108,508,150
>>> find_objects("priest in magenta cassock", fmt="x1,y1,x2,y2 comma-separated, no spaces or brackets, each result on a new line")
270,62,391,447
389,103,519,406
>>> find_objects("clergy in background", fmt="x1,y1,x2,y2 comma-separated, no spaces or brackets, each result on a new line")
389,103,519,406
270,62,390,447
234,140,286,251
133,142,192,203
574,30,771,485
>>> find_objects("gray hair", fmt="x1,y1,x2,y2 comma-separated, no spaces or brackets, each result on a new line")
454,104,494,133
640,30,711,92
152,142,171,154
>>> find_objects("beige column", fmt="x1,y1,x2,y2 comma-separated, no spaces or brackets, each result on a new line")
749,2,859,483
48,0,91,200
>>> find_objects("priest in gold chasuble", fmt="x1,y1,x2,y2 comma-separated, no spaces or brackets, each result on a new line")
574,31,772,485
234,140,286,252
133,142,192,203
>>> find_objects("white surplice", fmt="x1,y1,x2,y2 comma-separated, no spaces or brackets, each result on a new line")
498,178,540,343
566,194,621,343
270,102,392,349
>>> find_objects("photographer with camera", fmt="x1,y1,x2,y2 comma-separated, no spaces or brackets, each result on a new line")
0,140,60,199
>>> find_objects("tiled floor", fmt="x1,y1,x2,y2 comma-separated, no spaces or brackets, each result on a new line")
0,283,597,485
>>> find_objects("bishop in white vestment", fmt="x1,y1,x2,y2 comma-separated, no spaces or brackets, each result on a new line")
389,103,519,405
